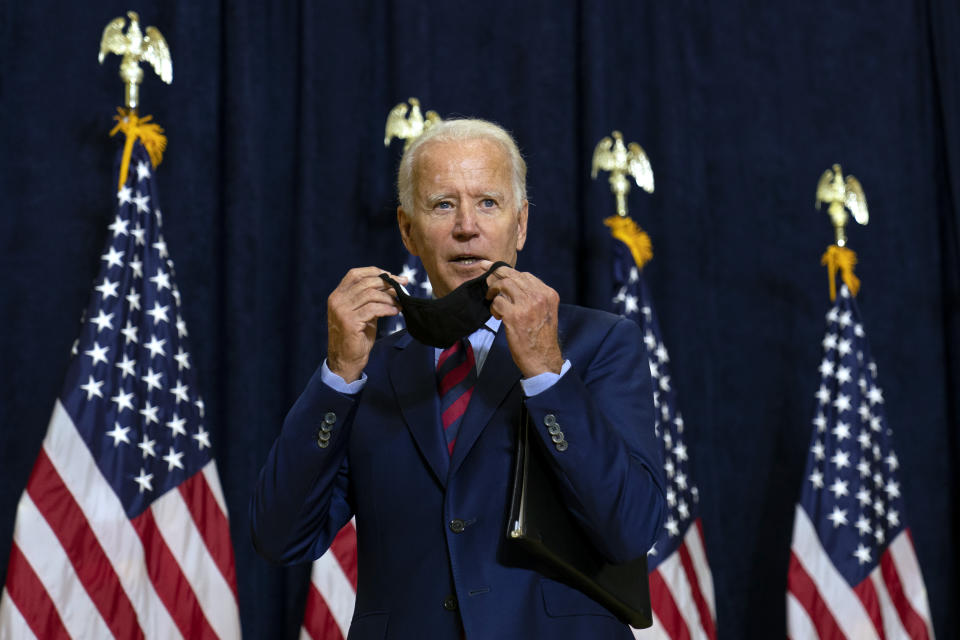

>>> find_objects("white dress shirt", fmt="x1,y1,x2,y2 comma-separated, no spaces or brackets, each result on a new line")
320,316,570,396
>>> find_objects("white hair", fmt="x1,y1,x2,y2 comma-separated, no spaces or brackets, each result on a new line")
397,118,527,214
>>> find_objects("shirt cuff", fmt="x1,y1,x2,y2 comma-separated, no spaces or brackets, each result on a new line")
320,359,367,395
519,360,571,397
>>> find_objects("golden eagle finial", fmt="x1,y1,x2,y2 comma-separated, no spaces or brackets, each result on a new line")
591,131,654,217
816,163,868,247
384,98,441,150
99,11,172,110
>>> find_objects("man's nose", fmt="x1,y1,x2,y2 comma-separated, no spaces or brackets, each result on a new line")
453,207,480,239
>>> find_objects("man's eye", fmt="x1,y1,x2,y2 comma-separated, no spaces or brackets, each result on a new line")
481,198,497,208
435,201,453,210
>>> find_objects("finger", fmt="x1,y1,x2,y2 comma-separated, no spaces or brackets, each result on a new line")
474,259,514,284
342,266,389,284
489,294,509,320
484,268,517,301
490,274,557,318
342,273,408,300
483,262,514,281
486,275,527,304
348,288,400,312
379,272,410,285
357,301,402,320
347,301,403,324
351,266,408,281
492,270,549,298
330,289,400,324
486,282,513,305
342,267,409,290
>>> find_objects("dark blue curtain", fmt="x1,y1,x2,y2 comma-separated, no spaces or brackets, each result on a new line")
1,1,957,637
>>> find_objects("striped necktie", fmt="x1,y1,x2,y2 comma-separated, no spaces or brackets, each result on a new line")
436,339,477,456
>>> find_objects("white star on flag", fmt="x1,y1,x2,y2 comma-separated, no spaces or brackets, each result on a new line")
106,422,131,446
84,341,110,365
101,246,125,268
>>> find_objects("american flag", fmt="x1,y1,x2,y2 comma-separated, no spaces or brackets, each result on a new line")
607,237,717,639
0,135,241,639
787,284,935,639
385,255,432,334
300,254,426,639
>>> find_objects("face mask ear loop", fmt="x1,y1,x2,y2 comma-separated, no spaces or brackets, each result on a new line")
479,261,512,297
481,261,511,283
381,261,509,301
379,273,406,298
485,261,512,277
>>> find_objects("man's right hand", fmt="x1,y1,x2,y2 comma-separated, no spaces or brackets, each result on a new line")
327,267,408,383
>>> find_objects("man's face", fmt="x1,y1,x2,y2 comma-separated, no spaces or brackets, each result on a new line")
397,138,528,298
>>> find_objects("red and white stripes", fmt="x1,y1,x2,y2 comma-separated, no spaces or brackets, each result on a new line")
787,505,934,640
300,522,358,640
636,519,717,640
0,400,240,639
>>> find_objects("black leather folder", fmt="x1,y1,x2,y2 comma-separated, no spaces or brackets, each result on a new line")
506,407,653,628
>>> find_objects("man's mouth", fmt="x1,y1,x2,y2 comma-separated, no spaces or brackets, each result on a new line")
450,255,483,265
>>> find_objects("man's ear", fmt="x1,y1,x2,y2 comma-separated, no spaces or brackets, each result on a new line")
515,200,529,251
397,207,419,256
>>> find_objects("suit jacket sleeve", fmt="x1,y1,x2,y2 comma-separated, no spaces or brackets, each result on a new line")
522,313,667,564
249,365,358,564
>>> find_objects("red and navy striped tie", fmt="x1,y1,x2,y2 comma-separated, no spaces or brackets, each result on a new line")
437,339,477,456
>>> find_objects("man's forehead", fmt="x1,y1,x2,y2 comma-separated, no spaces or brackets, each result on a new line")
416,138,509,172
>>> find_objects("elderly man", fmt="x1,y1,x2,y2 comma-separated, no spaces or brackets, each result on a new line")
251,119,665,639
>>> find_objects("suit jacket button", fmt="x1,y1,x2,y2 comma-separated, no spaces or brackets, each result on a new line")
449,519,465,533
442,595,458,611
544,414,557,427
323,412,337,425
555,440,568,452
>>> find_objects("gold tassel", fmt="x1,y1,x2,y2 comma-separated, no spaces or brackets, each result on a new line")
109,108,167,190
821,244,861,301
604,215,653,270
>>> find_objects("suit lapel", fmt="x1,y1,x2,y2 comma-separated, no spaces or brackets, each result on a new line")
448,328,521,477
389,335,449,487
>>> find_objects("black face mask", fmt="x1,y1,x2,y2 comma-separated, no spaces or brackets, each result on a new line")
380,261,510,349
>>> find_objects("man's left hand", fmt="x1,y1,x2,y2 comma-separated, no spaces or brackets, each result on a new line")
483,262,564,378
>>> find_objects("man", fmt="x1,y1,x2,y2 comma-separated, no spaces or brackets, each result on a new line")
251,119,665,639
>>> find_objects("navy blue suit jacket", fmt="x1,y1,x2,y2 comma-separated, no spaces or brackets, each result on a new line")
251,304,665,639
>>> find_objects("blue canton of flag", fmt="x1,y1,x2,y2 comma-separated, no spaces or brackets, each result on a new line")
611,243,699,564
0,135,240,639
64,147,209,514
609,238,716,638
787,284,934,638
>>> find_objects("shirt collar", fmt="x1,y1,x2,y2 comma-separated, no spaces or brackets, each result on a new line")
483,316,501,334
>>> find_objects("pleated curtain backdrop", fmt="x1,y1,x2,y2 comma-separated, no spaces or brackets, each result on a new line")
1,1,957,637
